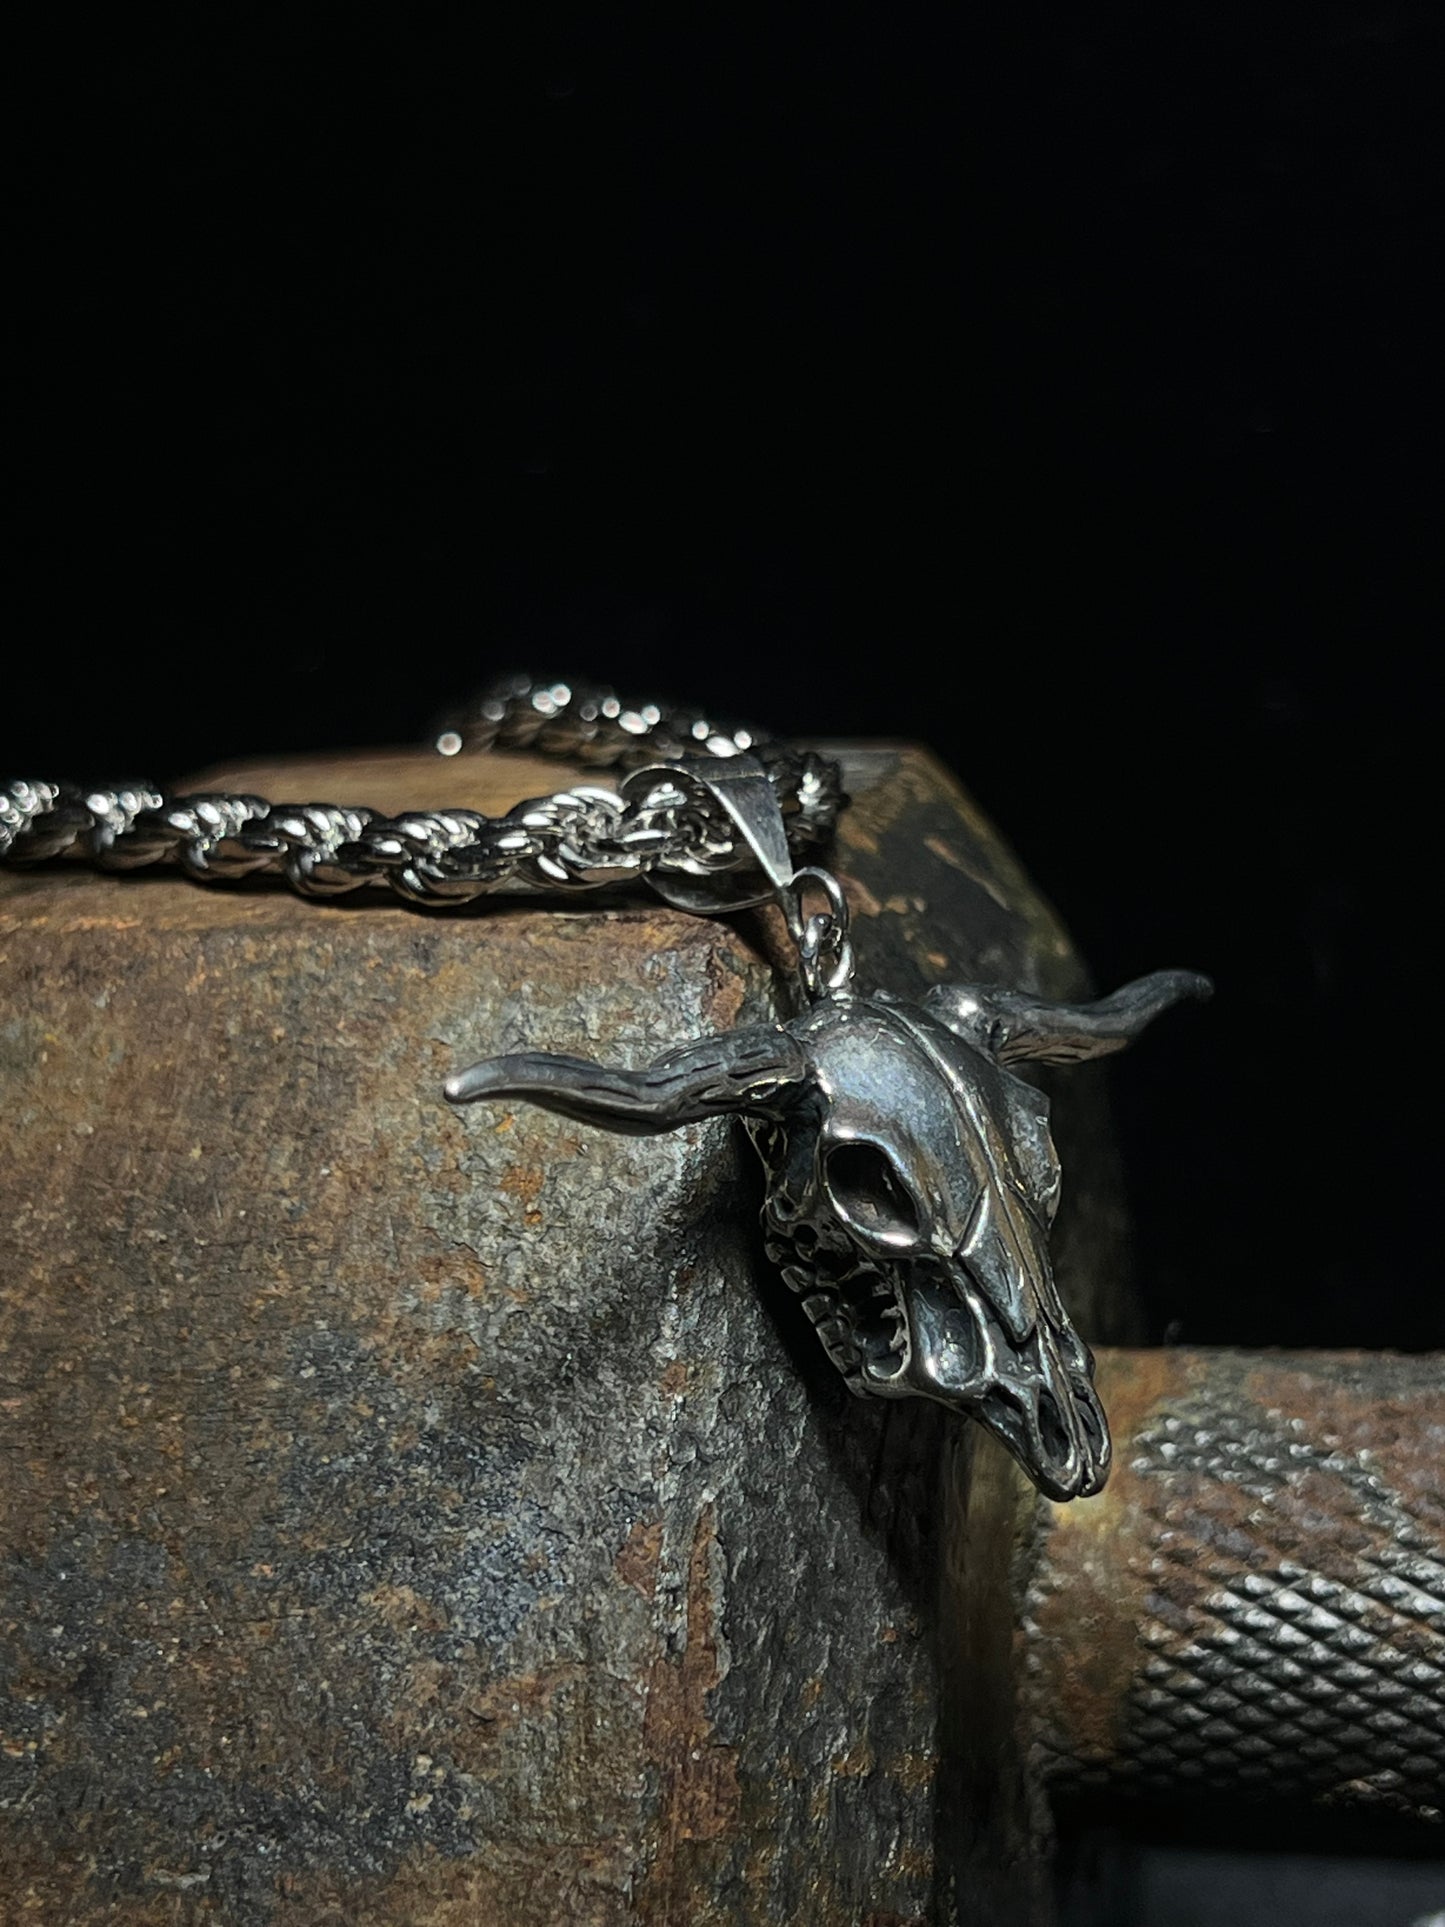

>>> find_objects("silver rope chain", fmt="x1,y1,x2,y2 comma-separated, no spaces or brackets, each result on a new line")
1,675,845,909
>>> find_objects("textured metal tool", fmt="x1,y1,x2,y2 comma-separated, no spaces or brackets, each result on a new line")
1022,1348,1444,1825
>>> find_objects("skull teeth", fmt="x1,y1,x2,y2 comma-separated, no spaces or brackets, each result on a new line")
818,1323,861,1369
768,1241,911,1381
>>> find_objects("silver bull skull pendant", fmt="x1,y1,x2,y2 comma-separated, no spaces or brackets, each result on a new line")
444,761,1209,1502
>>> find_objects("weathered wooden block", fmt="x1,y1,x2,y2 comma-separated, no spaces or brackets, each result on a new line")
0,745,1124,1924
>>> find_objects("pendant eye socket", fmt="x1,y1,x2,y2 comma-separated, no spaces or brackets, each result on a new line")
823,1139,922,1249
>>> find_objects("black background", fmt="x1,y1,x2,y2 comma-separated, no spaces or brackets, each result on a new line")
10,5,1441,1356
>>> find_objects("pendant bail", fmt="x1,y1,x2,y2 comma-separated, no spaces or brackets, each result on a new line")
622,755,797,914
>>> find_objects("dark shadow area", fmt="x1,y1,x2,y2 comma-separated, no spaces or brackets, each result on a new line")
1057,1783,1445,1925
1058,1833,1444,1927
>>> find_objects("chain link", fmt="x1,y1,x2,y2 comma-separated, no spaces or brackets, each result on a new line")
1,676,845,910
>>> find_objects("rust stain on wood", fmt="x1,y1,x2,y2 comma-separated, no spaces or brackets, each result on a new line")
830,1741,876,1779
615,1517,665,1601
498,1161,546,1208
461,1663,591,1734
658,1359,689,1399
636,1503,742,1923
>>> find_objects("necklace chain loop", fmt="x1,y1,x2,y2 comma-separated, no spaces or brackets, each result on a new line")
2,677,846,911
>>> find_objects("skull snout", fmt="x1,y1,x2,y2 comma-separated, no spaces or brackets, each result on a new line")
787,1132,1112,1498
887,1261,1112,1500
989,1354,1111,1502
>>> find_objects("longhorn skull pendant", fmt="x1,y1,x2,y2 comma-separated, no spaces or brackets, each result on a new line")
442,752,1206,1501
445,954,1208,1502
